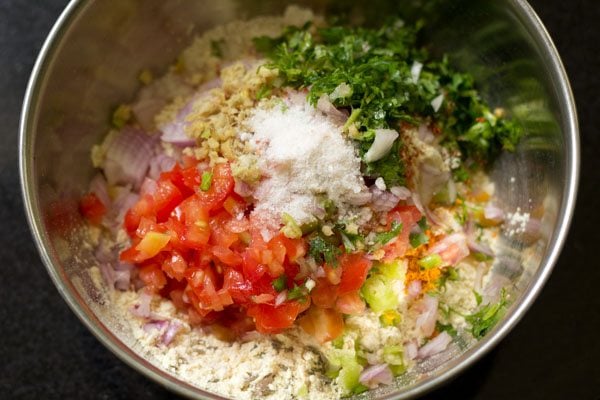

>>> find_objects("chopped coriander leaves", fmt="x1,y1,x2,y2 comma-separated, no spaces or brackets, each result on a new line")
308,236,342,266
200,171,213,191
287,284,308,301
466,290,508,339
253,20,523,184
256,84,272,100
272,275,287,292
436,321,458,338
374,221,403,245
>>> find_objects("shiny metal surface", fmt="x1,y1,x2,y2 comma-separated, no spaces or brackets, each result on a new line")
20,0,578,399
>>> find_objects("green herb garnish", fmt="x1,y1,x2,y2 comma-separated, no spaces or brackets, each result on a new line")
466,290,508,339
374,221,403,245
254,20,522,183
436,321,458,338
200,171,213,191
272,275,287,292
287,284,308,301
308,236,342,266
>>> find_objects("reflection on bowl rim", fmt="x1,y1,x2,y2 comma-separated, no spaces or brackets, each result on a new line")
19,1,579,398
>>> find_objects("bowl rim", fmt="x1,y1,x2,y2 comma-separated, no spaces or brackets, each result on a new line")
19,0,580,399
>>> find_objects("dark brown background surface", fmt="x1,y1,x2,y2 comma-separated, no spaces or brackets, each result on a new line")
1,1,598,399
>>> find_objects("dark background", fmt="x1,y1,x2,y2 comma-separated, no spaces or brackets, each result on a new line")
1,1,598,399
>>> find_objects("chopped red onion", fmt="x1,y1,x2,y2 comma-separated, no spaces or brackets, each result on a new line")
94,240,115,264
148,154,177,180
417,332,452,359
89,174,111,208
389,186,411,200
233,179,253,197
346,191,373,206
370,186,400,212
428,232,470,266
364,129,399,163
131,96,166,131
312,206,326,220
143,320,168,333
160,121,195,146
359,364,394,388
405,340,419,360
162,320,184,345
114,269,131,291
407,280,422,299
99,262,115,289
131,290,153,318
315,266,326,278
484,203,505,222
467,237,494,257
275,291,287,306
317,94,348,125
102,127,156,189
140,177,158,197
415,294,438,336
241,330,262,342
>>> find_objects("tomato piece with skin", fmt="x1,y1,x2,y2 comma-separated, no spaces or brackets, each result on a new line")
298,306,344,343
196,162,234,211
311,278,338,309
153,178,184,222
175,196,211,249
212,245,243,267
247,302,304,334
338,253,372,295
79,193,106,225
124,195,154,234
242,249,268,283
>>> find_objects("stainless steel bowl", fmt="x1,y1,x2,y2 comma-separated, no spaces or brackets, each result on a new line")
19,0,579,398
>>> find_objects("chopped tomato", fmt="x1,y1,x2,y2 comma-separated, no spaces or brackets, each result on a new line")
136,231,171,260
311,278,338,309
248,302,303,334
212,246,243,267
162,251,188,281
79,193,106,225
124,195,154,234
139,264,167,292
335,291,366,315
383,205,422,261
196,163,234,211
338,253,372,295
222,195,246,217
298,306,344,343
153,178,183,222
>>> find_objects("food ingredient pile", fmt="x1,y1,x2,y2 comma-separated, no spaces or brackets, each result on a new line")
79,6,524,400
